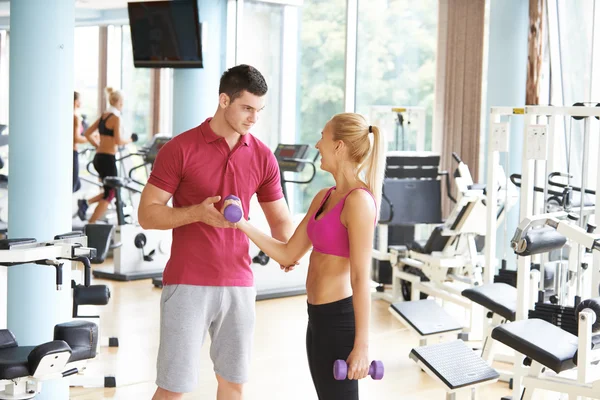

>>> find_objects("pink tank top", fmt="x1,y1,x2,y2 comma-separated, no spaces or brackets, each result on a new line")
306,186,376,258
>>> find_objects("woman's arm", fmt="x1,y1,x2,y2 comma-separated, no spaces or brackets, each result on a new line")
232,188,329,266
112,117,132,146
343,189,377,380
83,118,100,148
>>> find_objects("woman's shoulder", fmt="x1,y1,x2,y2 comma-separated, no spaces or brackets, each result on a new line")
345,187,375,209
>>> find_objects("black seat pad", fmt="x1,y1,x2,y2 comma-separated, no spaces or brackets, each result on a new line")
0,346,34,380
462,283,517,322
491,319,578,373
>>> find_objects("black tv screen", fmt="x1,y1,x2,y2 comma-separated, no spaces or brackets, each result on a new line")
127,0,203,68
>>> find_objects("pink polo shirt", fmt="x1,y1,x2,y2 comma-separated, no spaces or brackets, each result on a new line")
147,118,283,287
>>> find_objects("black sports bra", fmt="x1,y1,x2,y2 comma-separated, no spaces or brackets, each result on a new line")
98,113,115,137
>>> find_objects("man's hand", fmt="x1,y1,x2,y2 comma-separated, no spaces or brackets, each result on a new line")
197,196,236,228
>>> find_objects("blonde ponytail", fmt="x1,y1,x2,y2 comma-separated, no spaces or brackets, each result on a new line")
363,125,386,213
329,113,387,215
105,87,123,107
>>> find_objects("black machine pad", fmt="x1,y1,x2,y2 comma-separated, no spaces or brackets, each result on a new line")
0,329,17,349
390,300,462,336
492,319,578,373
462,283,517,322
54,320,98,363
84,224,115,264
0,345,34,380
28,340,71,375
516,227,567,256
74,284,111,306
410,340,499,390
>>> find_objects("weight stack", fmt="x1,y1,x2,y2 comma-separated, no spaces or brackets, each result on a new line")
528,302,578,336
494,268,517,288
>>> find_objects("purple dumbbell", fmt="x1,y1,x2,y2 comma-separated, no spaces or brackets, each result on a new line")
223,195,243,223
333,359,384,381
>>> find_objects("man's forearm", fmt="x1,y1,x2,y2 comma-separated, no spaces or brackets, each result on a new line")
270,217,294,243
139,204,199,230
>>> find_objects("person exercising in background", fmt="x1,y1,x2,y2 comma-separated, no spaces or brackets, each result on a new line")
224,113,386,400
72,91,88,193
77,87,137,223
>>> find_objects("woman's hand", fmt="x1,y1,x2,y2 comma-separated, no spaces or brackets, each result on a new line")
345,345,369,380
280,260,299,272
222,196,245,227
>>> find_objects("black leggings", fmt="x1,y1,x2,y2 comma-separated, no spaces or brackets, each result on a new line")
306,296,358,400
93,153,118,200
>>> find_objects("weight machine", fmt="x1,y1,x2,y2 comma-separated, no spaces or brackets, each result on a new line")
0,234,103,399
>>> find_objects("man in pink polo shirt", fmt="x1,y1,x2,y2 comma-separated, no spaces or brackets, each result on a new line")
138,65,294,400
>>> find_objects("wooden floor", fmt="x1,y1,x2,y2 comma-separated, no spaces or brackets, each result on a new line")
67,263,558,400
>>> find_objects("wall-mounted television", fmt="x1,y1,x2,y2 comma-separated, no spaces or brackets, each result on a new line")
127,0,203,68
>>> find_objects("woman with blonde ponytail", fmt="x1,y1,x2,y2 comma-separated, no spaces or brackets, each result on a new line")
224,112,386,399
77,87,138,223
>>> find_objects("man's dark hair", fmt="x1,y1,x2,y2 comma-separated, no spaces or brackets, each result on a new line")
219,64,268,103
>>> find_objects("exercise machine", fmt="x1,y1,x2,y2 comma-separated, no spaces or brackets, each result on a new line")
496,211,600,399
485,104,600,399
0,234,100,399
372,152,452,297
92,135,173,281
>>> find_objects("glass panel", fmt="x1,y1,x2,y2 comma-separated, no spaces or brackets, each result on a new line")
121,25,153,144
355,0,438,151
74,26,100,125
296,0,347,212
550,1,596,190
106,25,123,90
237,0,283,150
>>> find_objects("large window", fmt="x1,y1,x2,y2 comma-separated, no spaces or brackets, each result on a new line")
121,25,153,144
296,0,347,211
237,0,284,150
545,0,599,191
355,0,437,151
231,0,438,214
105,25,154,144
74,27,100,123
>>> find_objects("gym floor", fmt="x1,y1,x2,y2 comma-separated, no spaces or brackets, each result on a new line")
68,262,532,399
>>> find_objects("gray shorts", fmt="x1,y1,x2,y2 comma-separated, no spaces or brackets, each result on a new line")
156,284,256,393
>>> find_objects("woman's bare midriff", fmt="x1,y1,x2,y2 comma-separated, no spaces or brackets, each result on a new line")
96,113,119,155
306,251,353,305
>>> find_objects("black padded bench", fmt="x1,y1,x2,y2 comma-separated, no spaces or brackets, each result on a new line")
492,318,578,374
462,283,517,322
0,320,98,399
